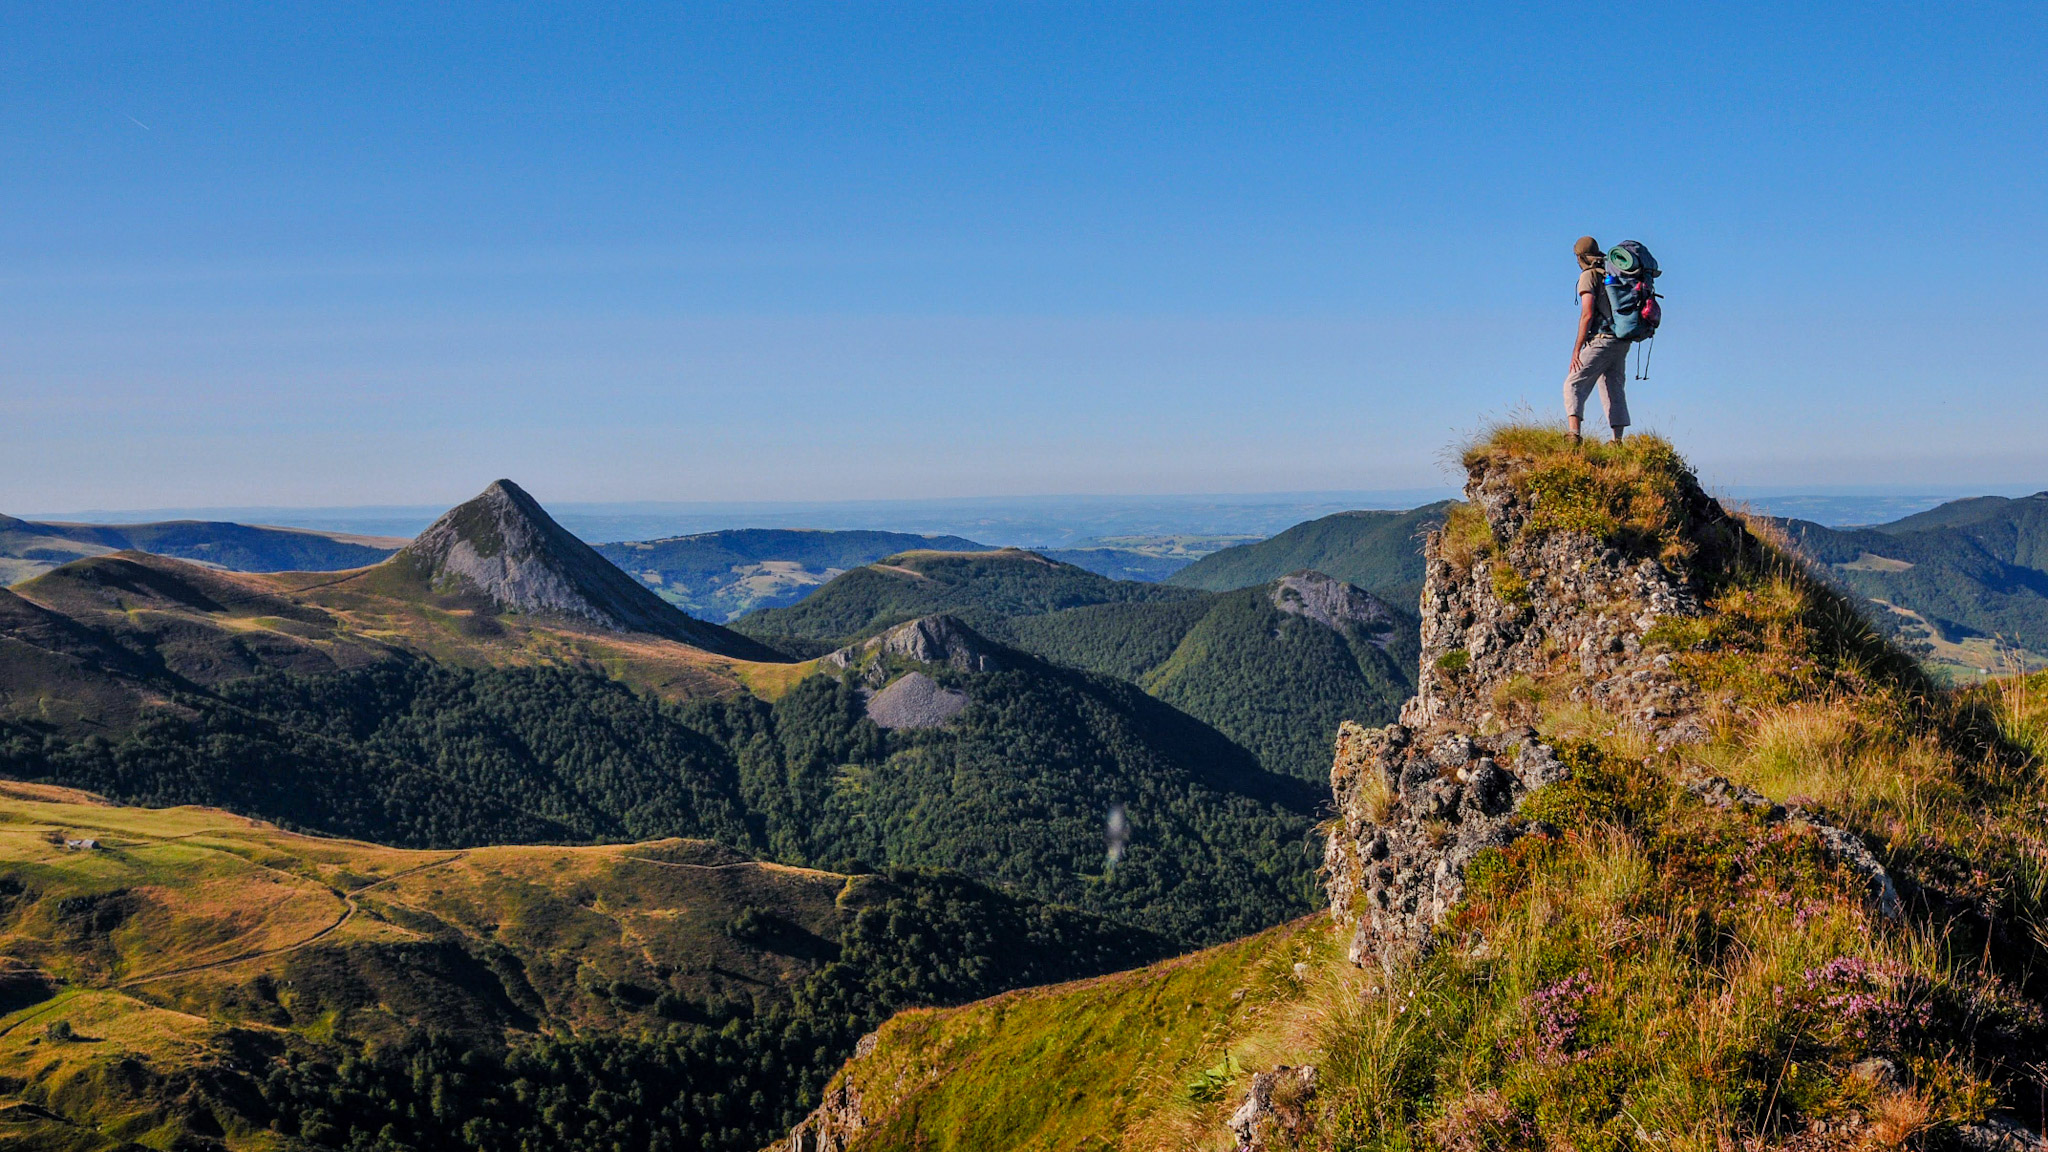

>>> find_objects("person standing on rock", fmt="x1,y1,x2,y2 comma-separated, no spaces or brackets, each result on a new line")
1564,235,1629,445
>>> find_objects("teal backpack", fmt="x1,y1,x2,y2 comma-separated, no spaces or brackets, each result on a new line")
1603,241,1662,342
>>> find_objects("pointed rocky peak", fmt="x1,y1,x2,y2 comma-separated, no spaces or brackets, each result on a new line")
820,615,1010,686
386,480,775,658
1270,570,1400,645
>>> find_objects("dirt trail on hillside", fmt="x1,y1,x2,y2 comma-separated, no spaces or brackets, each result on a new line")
115,851,468,989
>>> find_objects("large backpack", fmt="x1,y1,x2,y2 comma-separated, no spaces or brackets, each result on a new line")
1603,241,1662,341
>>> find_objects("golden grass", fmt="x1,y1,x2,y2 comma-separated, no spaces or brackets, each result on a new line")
729,656,821,700
1454,422,1705,571
822,916,1336,1152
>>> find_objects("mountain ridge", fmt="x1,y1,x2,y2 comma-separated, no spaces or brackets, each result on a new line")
370,479,778,659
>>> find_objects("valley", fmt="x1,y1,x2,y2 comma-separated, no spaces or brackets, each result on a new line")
8,462,2048,1150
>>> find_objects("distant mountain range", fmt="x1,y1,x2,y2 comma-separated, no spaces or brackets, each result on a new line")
1772,492,2048,673
0,513,403,585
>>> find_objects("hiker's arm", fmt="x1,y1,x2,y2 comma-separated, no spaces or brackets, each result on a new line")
1569,291,1596,368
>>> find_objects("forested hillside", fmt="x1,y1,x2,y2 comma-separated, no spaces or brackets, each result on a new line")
1013,573,1418,779
1,653,1319,947
738,551,1417,780
1773,492,2048,669
0,786,1164,1151
1163,502,1450,604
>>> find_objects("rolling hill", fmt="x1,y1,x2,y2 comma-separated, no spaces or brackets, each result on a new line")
0,514,404,585
1771,492,2048,673
593,528,993,622
0,782,1161,1152
0,484,1322,950
0,481,797,739
1162,501,1452,606
732,547,1208,654
736,551,1418,780
3,621,1322,947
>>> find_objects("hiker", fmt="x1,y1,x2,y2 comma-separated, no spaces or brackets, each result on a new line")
1564,235,1629,445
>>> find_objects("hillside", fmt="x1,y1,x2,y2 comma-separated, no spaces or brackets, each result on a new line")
1772,492,2048,675
3,618,1320,947
1014,572,1419,780
732,547,1205,653
732,550,1418,781
593,528,992,621
784,428,2048,1150
0,782,1161,1151
0,482,799,738
1164,502,1452,606
0,514,403,585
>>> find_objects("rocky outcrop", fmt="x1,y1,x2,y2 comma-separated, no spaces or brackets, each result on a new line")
1324,719,1569,968
1399,452,1741,747
1270,571,1401,649
1228,1065,1318,1151
384,480,775,658
1325,449,1738,969
821,615,1008,687
1326,443,1905,970
786,1081,866,1152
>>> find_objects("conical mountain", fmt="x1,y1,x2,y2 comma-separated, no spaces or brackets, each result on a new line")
382,480,780,659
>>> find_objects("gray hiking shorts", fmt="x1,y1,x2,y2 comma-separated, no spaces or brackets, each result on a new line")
1564,335,1631,428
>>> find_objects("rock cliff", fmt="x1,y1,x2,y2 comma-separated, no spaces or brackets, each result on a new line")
1325,435,1897,969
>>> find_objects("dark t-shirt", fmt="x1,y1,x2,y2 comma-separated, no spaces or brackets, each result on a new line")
1577,265,1613,335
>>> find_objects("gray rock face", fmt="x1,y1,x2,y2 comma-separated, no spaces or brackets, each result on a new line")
390,480,771,658
821,615,1007,687
1398,453,1732,747
787,1081,866,1152
1270,571,1400,649
1228,1065,1318,1151
863,671,971,730
1324,720,1558,968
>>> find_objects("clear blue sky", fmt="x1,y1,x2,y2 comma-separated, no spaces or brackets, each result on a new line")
6,3,2045,511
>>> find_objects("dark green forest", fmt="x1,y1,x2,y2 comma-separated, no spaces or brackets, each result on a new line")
0,658,1318,947
1163,503,1450,606
731,548,1419,781
242,870,1166,1152
734,549,1206,650
1775,495,2048,650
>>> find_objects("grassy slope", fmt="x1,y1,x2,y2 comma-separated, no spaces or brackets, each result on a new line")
1163,504,1452,608
0,551,793,737
823,916,1334,1152
809,429,2048,1151
0,783,854,1150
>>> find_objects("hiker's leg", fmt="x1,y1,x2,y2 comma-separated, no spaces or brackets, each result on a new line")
1563,345,1599,441
1597,343,1630,438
